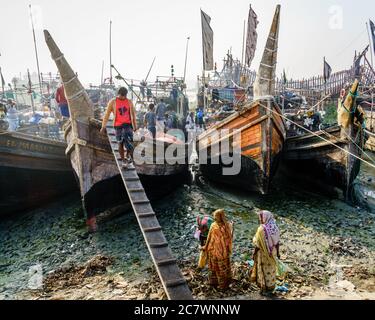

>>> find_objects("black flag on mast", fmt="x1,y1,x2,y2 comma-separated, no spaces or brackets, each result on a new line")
323,57,332,83
282,69,287,85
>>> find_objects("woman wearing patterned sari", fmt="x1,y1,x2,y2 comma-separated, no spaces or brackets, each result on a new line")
251,210,280,294
201,209,233,290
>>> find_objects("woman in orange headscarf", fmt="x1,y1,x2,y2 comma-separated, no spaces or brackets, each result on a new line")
201,209,233,290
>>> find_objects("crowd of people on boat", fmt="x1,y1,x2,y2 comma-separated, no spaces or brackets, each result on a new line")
195,208,284,296
285,109,323,136
99,86,210,168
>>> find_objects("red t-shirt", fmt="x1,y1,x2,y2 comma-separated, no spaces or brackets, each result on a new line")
55,86,67,104
114,98,132,126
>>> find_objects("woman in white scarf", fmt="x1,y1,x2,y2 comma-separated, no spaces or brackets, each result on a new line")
250,210,281,294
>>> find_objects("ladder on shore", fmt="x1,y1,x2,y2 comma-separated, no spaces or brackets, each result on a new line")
106,126,193,300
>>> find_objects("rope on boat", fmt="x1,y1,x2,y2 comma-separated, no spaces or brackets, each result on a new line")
365,128,375,137
339,128,375,166
257,100,375,170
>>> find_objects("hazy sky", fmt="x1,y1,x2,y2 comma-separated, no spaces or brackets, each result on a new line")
0,0,374,89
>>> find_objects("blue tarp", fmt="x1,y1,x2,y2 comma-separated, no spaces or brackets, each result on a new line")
217,88,236,102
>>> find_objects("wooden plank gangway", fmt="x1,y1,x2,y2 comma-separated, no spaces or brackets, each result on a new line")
106,125,193,300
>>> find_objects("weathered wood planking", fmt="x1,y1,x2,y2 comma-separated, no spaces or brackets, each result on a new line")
0,130,77,216
197,99,286,194
284,124,365,200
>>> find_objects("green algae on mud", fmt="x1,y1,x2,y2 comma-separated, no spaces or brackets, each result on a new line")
0,163,374,299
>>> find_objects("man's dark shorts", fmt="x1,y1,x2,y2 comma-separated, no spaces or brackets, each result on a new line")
59,103,70,117
115,123,134,151
148,126,156,139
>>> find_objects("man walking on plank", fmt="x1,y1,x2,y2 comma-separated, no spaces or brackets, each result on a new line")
100,87,137,168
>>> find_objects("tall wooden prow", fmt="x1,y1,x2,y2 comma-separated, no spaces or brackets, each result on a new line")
44,30,193,300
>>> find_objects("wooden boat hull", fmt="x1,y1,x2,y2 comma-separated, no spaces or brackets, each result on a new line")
283,126,364,200
65,119,190,218
197,99,286,194
0,131,77,217
364,109,375,151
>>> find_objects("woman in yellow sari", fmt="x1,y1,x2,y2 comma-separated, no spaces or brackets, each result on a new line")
201,209,233,290
251,210,280,294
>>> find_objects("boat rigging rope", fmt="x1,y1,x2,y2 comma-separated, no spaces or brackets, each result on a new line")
339,127,375,166
257,100,375,170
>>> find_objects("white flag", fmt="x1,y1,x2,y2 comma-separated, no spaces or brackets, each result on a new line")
201,10,214,70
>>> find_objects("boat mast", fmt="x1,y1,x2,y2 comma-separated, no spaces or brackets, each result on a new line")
366,21,374,69
183,37,190,87
241,20,246,68
109,20,113,85
27,69,35,114
29,4,43,97
145,56,156,82
100,60,104,86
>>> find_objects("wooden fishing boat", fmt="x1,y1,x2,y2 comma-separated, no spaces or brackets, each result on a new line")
359,98,375,151
0,130,77,217
365,128,375,152
44,30,190,226
283,80,367,200
196,5,286,194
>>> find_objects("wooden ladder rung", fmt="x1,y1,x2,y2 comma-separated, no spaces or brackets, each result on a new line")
124,167,136,171
125,177,140,182
156,258,177,266
138,212,156,218
143,226,162,232
165,279,187,288
132,200,150,205
128,188,144,192
149,242,168,248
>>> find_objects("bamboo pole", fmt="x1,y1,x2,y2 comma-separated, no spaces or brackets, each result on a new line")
109,20,113,85
29,4,43,97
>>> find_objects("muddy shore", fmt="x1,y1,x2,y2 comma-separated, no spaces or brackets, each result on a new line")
0,163,374,300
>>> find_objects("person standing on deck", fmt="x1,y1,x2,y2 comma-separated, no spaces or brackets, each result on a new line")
146,87,152,102
196,107,205,130
0,102,7,119
144,103,156,139
186,111,195,130
250,210,281,296
0,103,8,131
155,98,166,132
164,113,174,131
100,87,137,168
185,111,196,140
7,102,19,131
55,83,70,118
140,80,146,99
200,209,233,290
